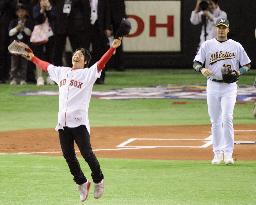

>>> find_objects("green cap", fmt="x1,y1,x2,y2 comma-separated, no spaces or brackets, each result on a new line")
216,18,229,27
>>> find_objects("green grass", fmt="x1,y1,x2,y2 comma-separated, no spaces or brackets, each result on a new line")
0,69,255,204
94,69,255,90
90,98,255,126
0,155,255,205
0,69,255,131
0,93,254,131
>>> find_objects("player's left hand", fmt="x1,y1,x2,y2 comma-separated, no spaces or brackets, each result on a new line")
221,67,240,83
112,38,122,48
22,52,34,61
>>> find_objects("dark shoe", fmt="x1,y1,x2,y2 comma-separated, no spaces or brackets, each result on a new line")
95,79,104,84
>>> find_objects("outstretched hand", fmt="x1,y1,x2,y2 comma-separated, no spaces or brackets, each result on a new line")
112,38,122,48
22,51,34,61
8,40,34,61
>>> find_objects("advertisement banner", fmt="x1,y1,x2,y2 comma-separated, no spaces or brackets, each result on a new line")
123,0,181,52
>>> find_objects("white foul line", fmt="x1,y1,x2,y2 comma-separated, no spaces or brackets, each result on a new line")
117,137,211,149
117,138,137,148
0,147,144,155
200,135,213,148
0,130,255,155
132,138,207,141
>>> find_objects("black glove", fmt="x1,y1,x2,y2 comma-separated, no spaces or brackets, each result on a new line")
221,66,239,83
114,18,132,38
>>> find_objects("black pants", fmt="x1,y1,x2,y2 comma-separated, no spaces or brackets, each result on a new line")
10,55,28,81
58,125,104,185
0,19,10,82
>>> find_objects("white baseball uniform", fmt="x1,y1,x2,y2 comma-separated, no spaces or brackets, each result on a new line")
194,38,251,155
190,7,227,46
47,63,101,133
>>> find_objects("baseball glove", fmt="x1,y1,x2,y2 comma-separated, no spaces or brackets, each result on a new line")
8,40,33,58
115,18,132,38
221,66,239,83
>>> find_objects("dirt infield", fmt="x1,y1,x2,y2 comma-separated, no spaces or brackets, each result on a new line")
0,125,255,160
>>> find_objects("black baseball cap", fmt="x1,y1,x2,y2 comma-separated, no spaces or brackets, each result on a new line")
215,18,229,27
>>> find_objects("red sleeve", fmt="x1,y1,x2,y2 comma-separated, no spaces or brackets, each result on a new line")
31,56,50,72
97,47,116,71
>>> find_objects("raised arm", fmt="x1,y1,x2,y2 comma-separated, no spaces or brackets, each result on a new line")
24,51,50,72
31,55,50,72
8,40,50,72
97,38,122,71
190,0,202,25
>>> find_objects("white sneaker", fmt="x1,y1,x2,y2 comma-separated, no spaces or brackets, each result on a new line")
94,179,104,199
37,77,44,86
211,153,223,165
78,181,91,202
20,80,26,85
10,80,17,85
224,153,234,165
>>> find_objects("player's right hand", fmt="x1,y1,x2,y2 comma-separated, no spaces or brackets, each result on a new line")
112,38,122,48
201,68,213,77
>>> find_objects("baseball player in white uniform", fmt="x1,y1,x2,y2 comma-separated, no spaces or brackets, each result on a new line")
24,38,122,202
193,18,251,165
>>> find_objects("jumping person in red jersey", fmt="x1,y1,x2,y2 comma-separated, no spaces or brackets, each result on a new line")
23,38,122,202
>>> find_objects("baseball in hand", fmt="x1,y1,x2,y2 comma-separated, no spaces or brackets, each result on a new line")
112,38,122,48
22,52,34,61
201,68,213,77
